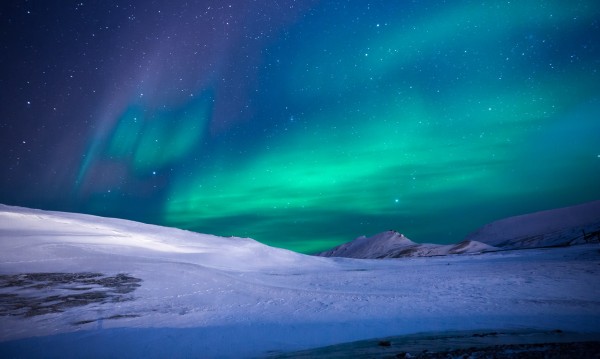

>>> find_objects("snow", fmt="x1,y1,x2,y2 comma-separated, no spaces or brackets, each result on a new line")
1,204,599,358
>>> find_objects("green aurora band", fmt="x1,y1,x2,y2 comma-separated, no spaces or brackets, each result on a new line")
87,1,600,253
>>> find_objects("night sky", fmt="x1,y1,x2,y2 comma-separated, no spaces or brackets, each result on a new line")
1,1,599,253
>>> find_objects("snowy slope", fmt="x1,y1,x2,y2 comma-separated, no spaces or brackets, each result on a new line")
0,204,319,272
465,200,600,249
317,231,498,258
1,204,600,358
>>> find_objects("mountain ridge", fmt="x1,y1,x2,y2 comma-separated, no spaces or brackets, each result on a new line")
317,200,600,259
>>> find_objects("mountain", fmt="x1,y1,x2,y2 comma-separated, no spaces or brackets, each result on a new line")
316,230,415,258
466,200,600,249
317,200,600,259
316,230,498,258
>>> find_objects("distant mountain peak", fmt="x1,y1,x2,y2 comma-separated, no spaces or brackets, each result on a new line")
316,230,414,259
316,230,496,259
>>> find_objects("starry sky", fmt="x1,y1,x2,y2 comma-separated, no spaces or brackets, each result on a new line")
1,1,599,253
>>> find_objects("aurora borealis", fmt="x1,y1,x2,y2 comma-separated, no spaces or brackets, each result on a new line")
2,1,599,253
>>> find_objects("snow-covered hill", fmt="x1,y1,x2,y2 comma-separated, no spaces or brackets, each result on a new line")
316,230,498,258
0,204,320,272
466,200,600,249
1,204,599,358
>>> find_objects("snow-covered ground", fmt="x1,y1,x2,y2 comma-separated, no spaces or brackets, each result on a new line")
1,204,599,358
